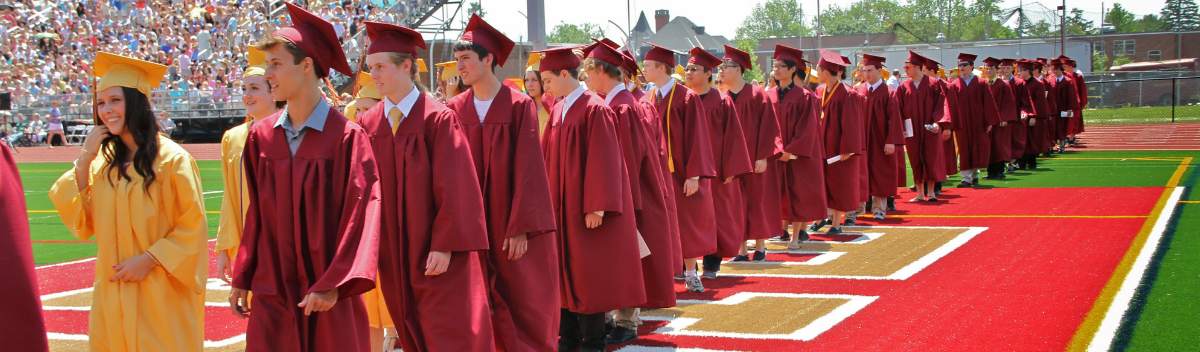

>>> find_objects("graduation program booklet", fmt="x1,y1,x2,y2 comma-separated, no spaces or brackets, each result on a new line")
904,119,914,137
826,155,842,164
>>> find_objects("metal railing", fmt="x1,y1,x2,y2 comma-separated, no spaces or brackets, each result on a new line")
7,89,249,143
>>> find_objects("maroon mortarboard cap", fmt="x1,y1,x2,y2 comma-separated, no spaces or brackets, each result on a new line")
365,21,426,57
906,51,926,65
1000,58,1017,66
583,38,625,67
861,54,886,67
460,14,515,66
1064,59,1077,67
596,38,620,50
982,57,1001,67
958,53,977,64
274,2,353,77
1032,60,1045,71
643,42,679,67
818,49,848,72
773,45,805,64
1015,59,1034,70
1036,57,1049,65
535,45,582,72
723,45,753,71
1057,55,1071,61
840,55,851,66
620,49,640,75
923,58,940,70
687,47,721,70
1051,59,1065,70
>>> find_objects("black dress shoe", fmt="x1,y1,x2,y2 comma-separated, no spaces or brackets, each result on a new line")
730,254,750,262
605,326,638,345
777,230,791,241
956,181,972,188
559,340,581,352
908,185,917,191
844,216,857,226
972,178,979,185
605,318,616,335
752,250,767,261
827,227,843,234
887,196,897,211
809,219,829,232
797,231,810,241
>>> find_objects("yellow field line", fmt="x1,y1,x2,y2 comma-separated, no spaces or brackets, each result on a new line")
1180,200,1200,204
29,209,222,214
1067,157,1191,350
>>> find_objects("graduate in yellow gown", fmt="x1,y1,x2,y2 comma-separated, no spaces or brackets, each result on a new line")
49,52,208,352
215,46,283,283
522,53,551,137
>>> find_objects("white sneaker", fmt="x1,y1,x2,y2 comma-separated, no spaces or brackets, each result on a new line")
685,276,705,293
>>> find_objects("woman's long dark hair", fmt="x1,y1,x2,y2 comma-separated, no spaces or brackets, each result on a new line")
100,87,161,191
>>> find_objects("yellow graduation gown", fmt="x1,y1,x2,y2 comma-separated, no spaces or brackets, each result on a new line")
537,105,549,138
216,122,251,259
49,135,208,352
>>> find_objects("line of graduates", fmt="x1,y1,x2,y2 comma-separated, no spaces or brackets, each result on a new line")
52,3,1090,352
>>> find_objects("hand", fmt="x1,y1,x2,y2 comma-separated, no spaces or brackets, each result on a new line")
839,153,852,161
941,130,952,141
1029,118,1037,127
109,252,157,282
502,233,528,260
585,212,604,229
80,124,110,161
986,125,994,133
724,176,734,184
424,251,451,276
754,159,767,173
884,144,895,155
683,178,700,196
930,125,941,134
779,152,794,162
229,288,250,319
999,121,1007,127
217,250,233,284
297,288,339,316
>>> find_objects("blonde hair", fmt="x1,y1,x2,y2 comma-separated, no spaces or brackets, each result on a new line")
384,52,428,94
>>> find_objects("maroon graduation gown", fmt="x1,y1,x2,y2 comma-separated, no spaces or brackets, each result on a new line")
987,78,1020,163
543,89,647,314
699,90,753,257
1008,77,1033,159
0,145,49,352
1049,75,1080,141
1042,76,1059,147
769,84,826,221
1024,78,1051,154
896,75,949,184
606,88,679,309
357,96,495,352
944,75,1001,171
646,81,717,259
729,82,784,239
234,107,381,352
1070,72,1088,135
854,82,905,198
446,86,559,352
935,78,958,176
634,97,684,277
817,83,865,212
630,86,647,101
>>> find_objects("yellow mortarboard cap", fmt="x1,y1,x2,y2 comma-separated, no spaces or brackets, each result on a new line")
526,53,542,72
343,100,358,122
881,68,891,80
937,68,946,80
675,64,685,76
436,61,459,81
355,71,381,100
245,46,267,77
95,52,168,98
417,59,428,73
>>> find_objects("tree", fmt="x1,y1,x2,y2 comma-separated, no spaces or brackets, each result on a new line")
1065,8,1095,35
1112,55,1135,68
547,22,603,44
734,38,764,83
819,0,903,37
734,0,809,40
1093,50,1108,72
1161,0,1200,31
1131,14,1166,32
1106,4,1137,33
468,1,486,18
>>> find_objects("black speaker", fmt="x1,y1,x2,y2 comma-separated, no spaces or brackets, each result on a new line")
0,92,9,110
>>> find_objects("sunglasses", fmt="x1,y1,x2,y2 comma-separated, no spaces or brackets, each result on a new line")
958,62,972,67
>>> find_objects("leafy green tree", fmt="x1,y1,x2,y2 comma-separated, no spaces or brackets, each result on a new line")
547,22,603,44
735,0,809,40
1162,0,1200,31
1112,55,1135,67
1066,8,1095,35
1132,14,1167,32
733,38,764,82
1106,4,1137,33
468,1,486,18
1093,50,1108,72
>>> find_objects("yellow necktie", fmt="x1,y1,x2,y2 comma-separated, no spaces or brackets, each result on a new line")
389,107,403,134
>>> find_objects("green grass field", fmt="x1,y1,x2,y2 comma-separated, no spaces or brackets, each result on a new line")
1084,105,1200,125
17,149,1200,351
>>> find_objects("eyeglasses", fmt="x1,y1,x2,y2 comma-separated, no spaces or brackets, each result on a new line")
721,60,740,69
683,67,705,72
958,62,972,67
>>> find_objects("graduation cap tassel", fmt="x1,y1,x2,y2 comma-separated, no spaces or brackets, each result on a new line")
323,77,343,107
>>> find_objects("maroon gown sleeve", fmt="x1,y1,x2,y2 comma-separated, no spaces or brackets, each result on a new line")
681,91,717,180
1074,73,1089,107
309,126,382,298
232,128,262,291
718,96,753,180
429,109,490,253
582,103,630,216
1062,78,1081,111
837,89,865,157
782,91,821,159
506,98,558,239
978,80,1002,127
0,145,49,352
885,90,906,145
750,87,783,161
933,81,951,127
612,103,643,211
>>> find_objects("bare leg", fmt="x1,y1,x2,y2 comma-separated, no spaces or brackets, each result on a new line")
370,326,384,352
912,183,926,201
830,210,845,229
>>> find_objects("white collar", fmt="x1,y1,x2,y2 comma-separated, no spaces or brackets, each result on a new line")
561,85,587,123
1056,75,1064,82
657,78,676,98
382,84,421,125
604,82,626,104
869,79,883,91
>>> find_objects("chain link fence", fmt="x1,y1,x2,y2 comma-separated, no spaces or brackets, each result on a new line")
1083,71,1200,125
4,89,247,143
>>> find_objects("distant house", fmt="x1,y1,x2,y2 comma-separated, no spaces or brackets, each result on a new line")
632,10,734,64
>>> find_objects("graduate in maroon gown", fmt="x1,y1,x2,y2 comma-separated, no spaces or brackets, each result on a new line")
640,42,717,292
943,53,1000,188
811,49,863,234
980,57,1019,179
769,45,825,248
1063,58,1088,144
0,143,49,352
1001,58,1031,171
578,39,679,345
684,47,753,276
442,16,560,352
1038,59,1058,156
355,22,497,352
1048,60,1080,153
920,58,955,195
896,51,949,201
1017,60,1051,169
720,45,785,255
230,4,381,351
854,54,905,219
538,46,647,352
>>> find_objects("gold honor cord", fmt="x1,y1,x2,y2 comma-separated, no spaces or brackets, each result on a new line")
660,84,677,172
